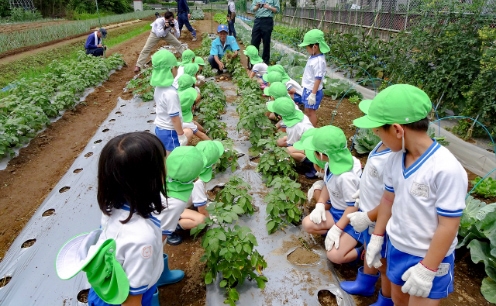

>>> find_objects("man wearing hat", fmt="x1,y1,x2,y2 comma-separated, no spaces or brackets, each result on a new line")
84,28,107,57
208,24,240,72
250,0,279,64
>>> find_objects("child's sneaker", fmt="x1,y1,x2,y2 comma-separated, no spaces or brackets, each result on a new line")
192,37,197,42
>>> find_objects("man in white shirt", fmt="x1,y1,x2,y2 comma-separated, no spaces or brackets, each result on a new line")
227,0,236,38
134,12,184,73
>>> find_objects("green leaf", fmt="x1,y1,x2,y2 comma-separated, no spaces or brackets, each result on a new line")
267,220,276,233
243,243,252,254
256,276,267,289
482,277,496,303
205,271,213,284
220,280,227,288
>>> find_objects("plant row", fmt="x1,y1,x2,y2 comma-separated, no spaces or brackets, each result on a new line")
0,51,125,159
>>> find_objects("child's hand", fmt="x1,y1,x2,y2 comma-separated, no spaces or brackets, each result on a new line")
307,180,325,204
308,93,316,105
309,202,326,223
366,234,384,268
347,211,372,232
401,262,436,297
325,225,343,251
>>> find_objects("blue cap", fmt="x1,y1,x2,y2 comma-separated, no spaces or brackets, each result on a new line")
217,24,229,33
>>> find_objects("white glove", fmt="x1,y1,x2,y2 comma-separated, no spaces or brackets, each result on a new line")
309,203,326,224
307,180,325,203
366,234,384,268
347,211,373,233
307,93,316,106
197,75,205,81
178,133,188,146
401,262,437,297
316,171,324,178
352,189,360,208
325,225,343,251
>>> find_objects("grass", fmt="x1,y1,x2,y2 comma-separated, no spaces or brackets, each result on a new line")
0,22,150,91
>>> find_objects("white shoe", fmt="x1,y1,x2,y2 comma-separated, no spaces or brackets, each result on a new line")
192,37,197,41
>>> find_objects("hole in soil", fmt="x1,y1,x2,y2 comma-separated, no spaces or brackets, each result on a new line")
102,128,110,133
21,238,36,248
144,130,150,132
59,186,70,193
84,152,93,158
120,104,126,107
94,139,102,144
109,118,116,122
318,290,338,306
151,112,156,115
42,209,55,217
0,276,12,288
287,247,320,265
236,152,245,158
73,168,83,173
147,120,154,123
115,111,122,115
207,185,225,201
77,289,90,303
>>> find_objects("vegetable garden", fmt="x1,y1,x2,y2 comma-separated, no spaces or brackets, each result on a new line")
0,7,495,306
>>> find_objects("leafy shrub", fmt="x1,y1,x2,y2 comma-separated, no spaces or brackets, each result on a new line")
126,67,153,101
213,139,239,174
190,9,204,20
8,8,42,22
323,78,363,100
215,176,255,215
351,128,381,154
471,177,496,199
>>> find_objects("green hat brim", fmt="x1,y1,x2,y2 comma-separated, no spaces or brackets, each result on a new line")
327,149,353,175
358,99,372,114
197,141,224,182
266,101,275,112
304,148,320,165
249,56,263,65
293,128,319,151
199,168,213,183
262,73,270,83
150,69,174,87
167,185,195,202
282,111,304,128
352,115,384,129
183,111,193,123
264,87,270,96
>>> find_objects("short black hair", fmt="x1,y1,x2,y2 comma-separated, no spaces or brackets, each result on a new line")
382,117,430,132
97,132,166,223
164,11,174,19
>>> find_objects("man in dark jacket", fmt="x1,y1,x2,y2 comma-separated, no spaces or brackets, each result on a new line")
177,0,197,41
84,28,107,56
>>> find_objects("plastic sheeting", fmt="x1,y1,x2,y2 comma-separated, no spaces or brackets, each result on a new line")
0,97,157,305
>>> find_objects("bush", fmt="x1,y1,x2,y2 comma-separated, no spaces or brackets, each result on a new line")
8,8,42,22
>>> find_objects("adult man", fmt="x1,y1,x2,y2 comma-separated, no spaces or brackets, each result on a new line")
250,0,280,64
208,25,240,72
177,0,197,41
84,28,107,57
134,12,184,73
227,0,236,38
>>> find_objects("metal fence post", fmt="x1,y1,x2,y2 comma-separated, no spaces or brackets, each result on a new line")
404,0,410,31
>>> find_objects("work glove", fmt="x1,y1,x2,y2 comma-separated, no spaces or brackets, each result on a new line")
401,262,437,297
316,171,324,178
352,189,360,208
178,133,188,146
309,202,326,224
307,180,325,203
347,211,373,233
307,93,316,106
197,75,205,81
366,234,384,268
325,225,343,251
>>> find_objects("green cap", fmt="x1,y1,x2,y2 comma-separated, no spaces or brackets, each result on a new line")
262,71,283,83
166,146,205,202
266,97,304,127
179,49,195,66
243,45,263,65
195,56,205,66
56,230,130,305
177,73,196,91
150,50,178,87
267,64,290,83
196,140,225,182
292,128,324,169
179,87,197,122
264,82,289,99
294,126,353,175
353,84,432,129
298,29,330,53
183,63,199,77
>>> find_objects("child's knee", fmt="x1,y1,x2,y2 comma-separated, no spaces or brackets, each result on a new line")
327,250,347,264
301,216,315,233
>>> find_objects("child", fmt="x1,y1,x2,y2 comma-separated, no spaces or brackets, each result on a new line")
295,126,362,264
179,140,224,230
151,49,187,154
244,45,268,85
262,71,283,91
299,29,329,126
338,100,393,305
352,84,467,305
177,74,210,142
57,132,171,305
172,49,196,89
268,64,304,105
263,81,290,125
195,56,206,81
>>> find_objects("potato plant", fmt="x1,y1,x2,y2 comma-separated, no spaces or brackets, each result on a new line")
213,139,239,175
215,176,255,216
126,67,154,101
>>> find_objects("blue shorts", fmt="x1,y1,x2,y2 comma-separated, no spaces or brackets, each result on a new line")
362,227,388,258
386,240,455,299
88,285,157,306
155,126,179,152
293,93,302,104
330,207,363,243
302,88,324,110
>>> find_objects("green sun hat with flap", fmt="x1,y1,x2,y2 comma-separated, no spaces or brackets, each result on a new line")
150,50,178,87
243,45,263,65
294,126,353,174
179,49,196,66
353,84,432,129
298,29,330,53
266,96,303,127
267,64,290,83
262,71,283,84
178,83,197,123
183,63,199,77
293,128,324,169
166,146,205,201
195,56,205,66
196,140,225,182
263,82,289,99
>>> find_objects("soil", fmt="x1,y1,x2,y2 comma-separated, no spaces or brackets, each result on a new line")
0,13,492,306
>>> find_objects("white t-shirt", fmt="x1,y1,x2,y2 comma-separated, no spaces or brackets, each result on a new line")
190,179,208,207
286,116,313,145
359,142,392,213
252,63,268,77
228,0,236,13
157,195,187,235
97,206,163,295
154,86,182,130
352,156,363,177
385,142,467,257
286,78,303,96
324,164,360,211
183,121,198,132
301,54,326,90
151,17,171,38
172,66,185,89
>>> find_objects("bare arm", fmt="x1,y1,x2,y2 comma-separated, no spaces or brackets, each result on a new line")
336,206,358,229
198,205,209,217
372,190,394,235
422,216,460,270
317,186,331,210
312,79,322,95
171,116,184,135
214,55,224,70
